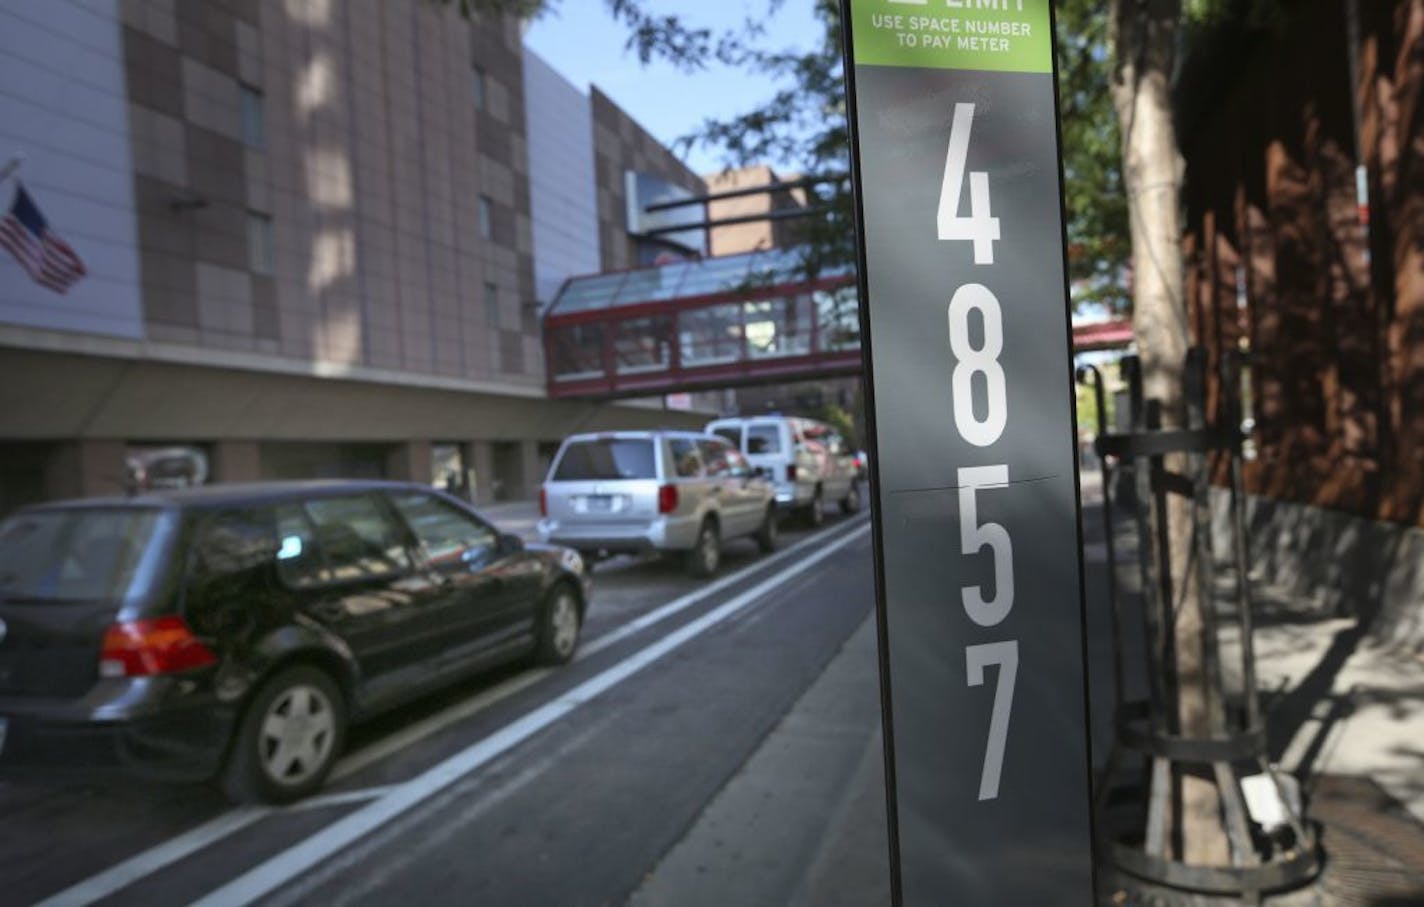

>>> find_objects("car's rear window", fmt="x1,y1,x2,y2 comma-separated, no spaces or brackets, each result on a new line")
0,508,160,602
747,424,782,455
553,439,657,480
711,426,741,447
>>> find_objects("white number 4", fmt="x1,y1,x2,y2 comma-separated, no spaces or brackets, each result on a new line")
937,103,999,265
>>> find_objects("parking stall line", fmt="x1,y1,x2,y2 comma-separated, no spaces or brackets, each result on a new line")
328,669,552,782
576,514,871,660
31,785,395,907
191,522,873,907
32,808,269,907
284,785,396,812
30,516,869,907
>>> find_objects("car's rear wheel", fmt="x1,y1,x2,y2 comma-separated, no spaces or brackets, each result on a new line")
754,505,778,553
840,482,861,515
535,583,582,665
685,518,721,577
222,664,345,804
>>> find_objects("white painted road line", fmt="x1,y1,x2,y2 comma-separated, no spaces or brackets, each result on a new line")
33,808,269,907
192,523,873,907
33,783,398,907
329,668,550,781
33,515,870,907
284,785,396,812
578,514,871,660
332,514,870,780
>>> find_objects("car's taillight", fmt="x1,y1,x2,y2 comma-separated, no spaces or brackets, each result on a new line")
787,464,797,482
539,486,548,517
658,483,679,514
100,617,218,678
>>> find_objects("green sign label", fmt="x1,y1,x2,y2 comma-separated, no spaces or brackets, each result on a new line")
848,0,1051,73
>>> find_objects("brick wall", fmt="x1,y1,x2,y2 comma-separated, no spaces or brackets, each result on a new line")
1180,0,1424,527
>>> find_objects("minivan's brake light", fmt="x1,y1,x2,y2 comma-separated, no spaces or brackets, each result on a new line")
539,486,548,518
658,484,679,514
100,617,218,677
787,464,797,482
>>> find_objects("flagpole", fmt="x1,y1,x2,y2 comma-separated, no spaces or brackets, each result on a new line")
0,153,24,187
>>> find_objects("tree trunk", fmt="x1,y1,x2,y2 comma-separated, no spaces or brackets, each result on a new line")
1110,0,1229,867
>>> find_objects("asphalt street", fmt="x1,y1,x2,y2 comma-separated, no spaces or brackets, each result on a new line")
0,507,878,906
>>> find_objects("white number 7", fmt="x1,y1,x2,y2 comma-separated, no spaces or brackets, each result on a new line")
937,103,1000,264
966,640,1018,801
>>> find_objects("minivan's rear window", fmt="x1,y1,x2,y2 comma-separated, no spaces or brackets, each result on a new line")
554,439,656,480
0,508,160,602
747,424,782,454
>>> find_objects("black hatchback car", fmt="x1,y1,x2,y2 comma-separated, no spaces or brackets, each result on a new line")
0,481,589,803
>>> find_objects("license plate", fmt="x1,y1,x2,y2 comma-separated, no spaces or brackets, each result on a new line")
586,495,613,512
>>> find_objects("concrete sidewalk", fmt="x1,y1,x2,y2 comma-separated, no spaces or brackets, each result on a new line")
627,479,1424,906
627,618,890,907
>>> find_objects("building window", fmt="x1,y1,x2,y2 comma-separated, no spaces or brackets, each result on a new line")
478,196,493,240
472,67,487,110
247,212,274,274
484,282,499,327
240,84,265,148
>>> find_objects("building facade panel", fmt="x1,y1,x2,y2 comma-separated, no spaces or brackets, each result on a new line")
0,0,144,340
106,0,548,388
524,50,600,307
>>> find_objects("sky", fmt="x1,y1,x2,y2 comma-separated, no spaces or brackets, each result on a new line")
523,0,822,176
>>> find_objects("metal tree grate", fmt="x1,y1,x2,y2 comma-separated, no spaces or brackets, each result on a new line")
1079,350,1320,902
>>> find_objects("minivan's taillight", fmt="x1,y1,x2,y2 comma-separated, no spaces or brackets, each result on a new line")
658,483,679,514
787,464,797,482
100,617,218,678
539,486,548,518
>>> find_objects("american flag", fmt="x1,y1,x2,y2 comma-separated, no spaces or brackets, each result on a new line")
0,185,86,293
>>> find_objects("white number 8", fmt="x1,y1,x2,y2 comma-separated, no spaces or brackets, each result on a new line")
948,283,1007,447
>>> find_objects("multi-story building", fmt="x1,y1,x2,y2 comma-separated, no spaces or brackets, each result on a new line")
0,0,713,511
705,164,809,258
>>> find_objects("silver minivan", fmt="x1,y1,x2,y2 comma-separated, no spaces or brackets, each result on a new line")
537,431,777,577
705,416,860,526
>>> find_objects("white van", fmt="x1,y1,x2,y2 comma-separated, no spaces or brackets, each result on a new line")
704,416,860,526
537,431,777,576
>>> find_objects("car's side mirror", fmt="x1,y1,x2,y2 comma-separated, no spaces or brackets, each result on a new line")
499,532,525,553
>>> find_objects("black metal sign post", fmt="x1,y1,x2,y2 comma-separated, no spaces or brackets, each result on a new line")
839,2,1095,902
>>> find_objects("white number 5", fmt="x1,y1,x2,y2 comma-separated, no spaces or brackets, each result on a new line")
958,465,1014,626
937,103,1000,264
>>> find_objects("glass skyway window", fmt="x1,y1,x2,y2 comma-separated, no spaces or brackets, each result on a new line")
544,247,862,399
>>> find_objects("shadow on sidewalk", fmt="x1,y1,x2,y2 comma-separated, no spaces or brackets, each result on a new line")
1087,487,1424,905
